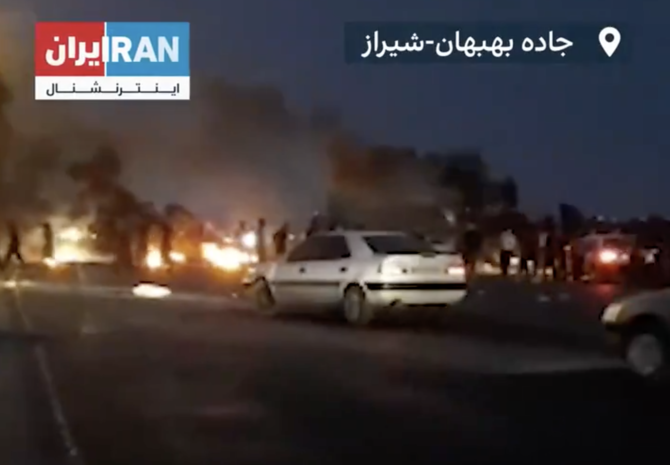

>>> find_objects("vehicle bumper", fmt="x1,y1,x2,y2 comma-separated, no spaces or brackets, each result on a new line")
363,282,468,308
591,264,628,281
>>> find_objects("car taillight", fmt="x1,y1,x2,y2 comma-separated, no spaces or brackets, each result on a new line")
446,266,466,276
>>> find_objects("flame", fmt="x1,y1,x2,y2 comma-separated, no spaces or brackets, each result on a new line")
146,249,163,269
145,249,186,269
202,242,246,271
54,243,87,262
240,231,257,249
42,225,105,266
58,227,86,242
143,243,250,271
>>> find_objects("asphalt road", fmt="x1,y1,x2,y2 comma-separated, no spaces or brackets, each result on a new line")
0,277,668,465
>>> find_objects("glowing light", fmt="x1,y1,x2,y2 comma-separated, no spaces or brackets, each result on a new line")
599,249,619,264
132,283,171,298
241,232,257,249
44,257,59,268
170,251,185,263
202,242,245,271
58,227,85,242
146,249,163,269
447,266,466,276
54,244,87,263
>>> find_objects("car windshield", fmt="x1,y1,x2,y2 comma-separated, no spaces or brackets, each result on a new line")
364,234,436,255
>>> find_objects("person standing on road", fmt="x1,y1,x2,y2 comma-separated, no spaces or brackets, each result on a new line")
2,221,24,270
537,229,547,279
461,224,482,278
556,233,569,281
569,238,584,282
273,222,289,257
161,220,173,270
499,229,517,277
42,222,54,261
139,219,152,267
518,226,536,278
235,221,248,243
256,218,267,263
543,229,557,281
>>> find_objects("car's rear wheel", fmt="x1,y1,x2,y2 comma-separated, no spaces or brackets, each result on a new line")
343,286,374,327
251,280,278,316
624,323,670,383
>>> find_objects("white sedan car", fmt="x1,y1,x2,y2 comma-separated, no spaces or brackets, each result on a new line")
244,230,468,326
602,289,670,383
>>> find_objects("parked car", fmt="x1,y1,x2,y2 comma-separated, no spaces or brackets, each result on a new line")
601,289,670,383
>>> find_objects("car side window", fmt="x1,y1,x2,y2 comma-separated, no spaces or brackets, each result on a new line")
286,238,321,262
286,236,351,262
316,236,351,260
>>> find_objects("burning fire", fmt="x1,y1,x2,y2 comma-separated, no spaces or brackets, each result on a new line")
145,249,162,269
42,225,108,267
201,242,248,271
240,231,257,249
144,243,249,270
145,249,186,269
58,227,86,242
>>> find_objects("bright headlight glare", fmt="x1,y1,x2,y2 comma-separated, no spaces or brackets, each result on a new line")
599,249,619,264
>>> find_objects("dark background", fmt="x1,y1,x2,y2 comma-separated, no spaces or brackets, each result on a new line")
7,0,668,219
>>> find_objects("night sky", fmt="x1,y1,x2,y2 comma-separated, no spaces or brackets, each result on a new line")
9,0,670,219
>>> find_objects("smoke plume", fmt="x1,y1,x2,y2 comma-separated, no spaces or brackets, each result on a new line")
0,9,339,229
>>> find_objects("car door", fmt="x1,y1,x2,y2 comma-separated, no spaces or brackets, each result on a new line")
272,237,321,306
303,235,353,307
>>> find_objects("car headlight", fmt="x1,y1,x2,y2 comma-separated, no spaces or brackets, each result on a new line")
599,249,619,264
602,302,624,324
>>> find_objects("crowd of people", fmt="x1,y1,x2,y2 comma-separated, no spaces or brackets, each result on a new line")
461,223,569,279
1,210,663,288
460,221,667,285
462,225,572,280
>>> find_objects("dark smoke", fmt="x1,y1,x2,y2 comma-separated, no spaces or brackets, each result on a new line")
0,10,340,230
0,12,340,229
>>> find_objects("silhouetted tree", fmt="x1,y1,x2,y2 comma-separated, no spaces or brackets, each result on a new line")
438,152,488,213
499,176,519,210
559,203,585,237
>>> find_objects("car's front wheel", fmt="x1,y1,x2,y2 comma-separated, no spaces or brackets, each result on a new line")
624,322,670,383
343,286,374,327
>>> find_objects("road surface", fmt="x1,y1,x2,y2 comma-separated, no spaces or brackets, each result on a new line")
0,277,668,465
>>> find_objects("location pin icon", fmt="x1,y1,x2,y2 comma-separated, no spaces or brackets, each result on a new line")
599,27,621,57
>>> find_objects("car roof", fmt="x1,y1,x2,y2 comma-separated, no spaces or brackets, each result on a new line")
316,230,409,238
578,232,633,241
